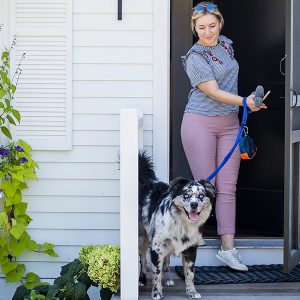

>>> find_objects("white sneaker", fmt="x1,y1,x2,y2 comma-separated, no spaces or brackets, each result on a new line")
216,247,248,271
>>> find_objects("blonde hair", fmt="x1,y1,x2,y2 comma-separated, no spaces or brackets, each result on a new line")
191,1,224,34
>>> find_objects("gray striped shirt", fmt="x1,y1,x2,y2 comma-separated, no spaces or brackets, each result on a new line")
181,35,239,116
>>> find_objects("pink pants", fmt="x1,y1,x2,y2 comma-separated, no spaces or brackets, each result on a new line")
181,112,241,235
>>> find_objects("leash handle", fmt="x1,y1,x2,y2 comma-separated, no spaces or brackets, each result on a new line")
207,97,248,181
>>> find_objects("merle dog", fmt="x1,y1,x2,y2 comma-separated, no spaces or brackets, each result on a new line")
138,152,216,299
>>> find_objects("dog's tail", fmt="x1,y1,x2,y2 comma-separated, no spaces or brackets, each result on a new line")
139,150,158,184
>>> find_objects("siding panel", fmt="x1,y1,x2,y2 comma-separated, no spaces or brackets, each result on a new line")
73,14,152,31
26,196,120,212
73,47,152,64
73,0,152,13
73,31,152,47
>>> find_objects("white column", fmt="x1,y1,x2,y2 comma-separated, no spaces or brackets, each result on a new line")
120,109,140,300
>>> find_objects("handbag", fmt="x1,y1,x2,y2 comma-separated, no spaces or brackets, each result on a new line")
239,126,257,160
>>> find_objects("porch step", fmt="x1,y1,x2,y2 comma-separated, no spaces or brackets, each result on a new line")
169,239,283,267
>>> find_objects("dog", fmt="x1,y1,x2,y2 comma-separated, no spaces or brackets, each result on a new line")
138,152,216,299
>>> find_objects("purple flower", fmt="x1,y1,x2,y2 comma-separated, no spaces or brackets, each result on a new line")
0,149,10,156
21,157,28,163
16,146,25,152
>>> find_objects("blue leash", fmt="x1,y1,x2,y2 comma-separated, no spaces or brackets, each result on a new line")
207,97,249,181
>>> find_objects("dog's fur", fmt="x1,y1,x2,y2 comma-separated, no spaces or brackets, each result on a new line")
138,152,216,299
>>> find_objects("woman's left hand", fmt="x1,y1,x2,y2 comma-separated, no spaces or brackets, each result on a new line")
246,95,267,112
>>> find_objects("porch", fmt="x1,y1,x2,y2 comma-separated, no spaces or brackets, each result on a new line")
117,267,300,299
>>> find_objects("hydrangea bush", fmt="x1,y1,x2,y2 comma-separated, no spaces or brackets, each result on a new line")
80,245,121,293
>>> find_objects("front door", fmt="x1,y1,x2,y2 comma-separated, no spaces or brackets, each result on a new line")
284,0,300,273
171,0,285,238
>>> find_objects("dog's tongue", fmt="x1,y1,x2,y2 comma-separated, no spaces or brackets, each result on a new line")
189,212,198,221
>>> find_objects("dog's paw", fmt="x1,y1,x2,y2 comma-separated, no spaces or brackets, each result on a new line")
139,273,147,286
152,291,164,300
186,290,201,299
164,279,175,286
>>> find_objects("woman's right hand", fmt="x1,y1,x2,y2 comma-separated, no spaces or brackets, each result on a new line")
246,94,267,112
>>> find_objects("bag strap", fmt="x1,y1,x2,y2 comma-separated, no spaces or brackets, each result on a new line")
206,97,248,181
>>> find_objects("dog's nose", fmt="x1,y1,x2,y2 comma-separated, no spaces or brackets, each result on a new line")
190,202,198,210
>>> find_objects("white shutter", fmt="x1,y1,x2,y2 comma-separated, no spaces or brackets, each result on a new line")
10,0,72,150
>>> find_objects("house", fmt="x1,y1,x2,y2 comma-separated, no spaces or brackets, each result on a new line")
0,0,299,299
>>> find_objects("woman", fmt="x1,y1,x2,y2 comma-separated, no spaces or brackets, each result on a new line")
181,2,266,271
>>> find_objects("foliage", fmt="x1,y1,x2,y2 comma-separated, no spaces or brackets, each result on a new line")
13,245,120,300
13,259,92,300
0,140,58,283
0,36,58,285
0,36,23,139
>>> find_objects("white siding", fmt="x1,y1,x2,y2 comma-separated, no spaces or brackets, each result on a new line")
1,0,157,294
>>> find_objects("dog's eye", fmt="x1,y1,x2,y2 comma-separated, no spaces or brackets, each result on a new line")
183,193,189,200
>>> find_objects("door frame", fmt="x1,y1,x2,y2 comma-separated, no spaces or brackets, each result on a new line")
153,0,171,183
284,0,300,273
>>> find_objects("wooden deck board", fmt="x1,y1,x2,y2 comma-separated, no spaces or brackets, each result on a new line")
114,269,300,299
139,272,300,295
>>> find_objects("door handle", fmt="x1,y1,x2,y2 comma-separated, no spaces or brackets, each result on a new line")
280,55,287,76
291,89,298,108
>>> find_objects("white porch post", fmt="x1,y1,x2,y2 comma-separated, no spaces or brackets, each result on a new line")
120,109,143,300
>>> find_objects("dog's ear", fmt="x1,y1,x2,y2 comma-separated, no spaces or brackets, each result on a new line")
168,177,190,199
199,179,217,200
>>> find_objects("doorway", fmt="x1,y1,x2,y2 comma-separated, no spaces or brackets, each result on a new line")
170,0,285,238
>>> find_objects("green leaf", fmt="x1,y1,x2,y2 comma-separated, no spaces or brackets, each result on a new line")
4,98,11,109
60,259,82,277
43,249,59,257
0,236,8,247
2,262,18,274
1,51,9,61
11,109,21,123
10,236,27,256
0,89,5,98
54,274,69,288
0,102,4,109
1,180,16,198
100,288,113,300
10,222,27,240
6,264,25,282
26,239,38,251
77,271,93,290
12,171,24,182
10,84,16,94
6,114,16,125
14,202,28,216
0,211,8,226
33,284,50,295
12,285,31,300
24,272,43,289
46,284,60,298
65,281,87,300
1,126,12,139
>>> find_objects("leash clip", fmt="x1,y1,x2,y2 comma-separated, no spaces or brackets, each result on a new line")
243,126,248,134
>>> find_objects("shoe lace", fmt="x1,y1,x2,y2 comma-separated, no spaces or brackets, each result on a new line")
231,249,242,264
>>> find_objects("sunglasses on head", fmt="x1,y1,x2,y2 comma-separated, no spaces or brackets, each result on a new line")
193,4,218,13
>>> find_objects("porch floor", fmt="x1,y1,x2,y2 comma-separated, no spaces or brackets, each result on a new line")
115,268,300,299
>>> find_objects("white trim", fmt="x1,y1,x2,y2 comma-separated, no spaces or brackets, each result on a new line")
120,109,140,300
65,0,73,150
153,0,170,182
